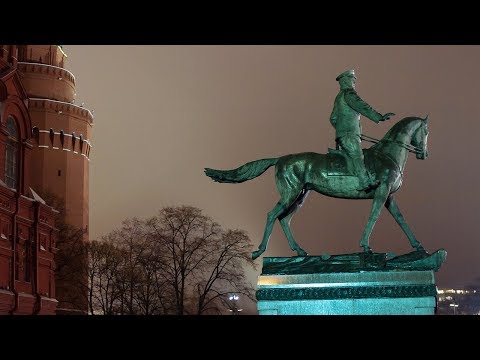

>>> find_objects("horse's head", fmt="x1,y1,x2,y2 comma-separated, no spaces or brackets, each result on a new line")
411,116,429,160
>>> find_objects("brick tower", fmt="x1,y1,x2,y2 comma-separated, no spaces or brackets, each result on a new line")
17,45,93,313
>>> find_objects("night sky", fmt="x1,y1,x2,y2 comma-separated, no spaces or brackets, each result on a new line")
64,45,480,313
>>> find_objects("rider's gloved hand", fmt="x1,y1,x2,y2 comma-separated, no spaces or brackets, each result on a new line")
381,112,395,121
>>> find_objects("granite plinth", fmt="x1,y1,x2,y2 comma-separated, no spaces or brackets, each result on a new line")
257,252,443,315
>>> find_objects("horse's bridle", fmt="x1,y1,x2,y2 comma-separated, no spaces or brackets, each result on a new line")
360,134,425,155
362,129,427,182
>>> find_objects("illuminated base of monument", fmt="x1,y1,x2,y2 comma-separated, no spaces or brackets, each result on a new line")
256,253,444,315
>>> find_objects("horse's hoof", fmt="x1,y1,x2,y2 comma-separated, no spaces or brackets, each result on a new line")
362,246,372,253
296,249,308,257
252,249,264,260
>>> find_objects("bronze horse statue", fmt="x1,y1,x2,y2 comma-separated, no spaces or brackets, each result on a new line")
205,116,429,260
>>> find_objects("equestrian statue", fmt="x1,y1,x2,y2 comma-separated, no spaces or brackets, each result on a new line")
205,70,432,261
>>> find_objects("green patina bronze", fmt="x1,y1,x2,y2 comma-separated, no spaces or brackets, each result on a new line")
260,249,447,275
330,69,395,190
205,70,438,261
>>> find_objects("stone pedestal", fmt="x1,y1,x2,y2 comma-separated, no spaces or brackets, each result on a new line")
256,251,446,315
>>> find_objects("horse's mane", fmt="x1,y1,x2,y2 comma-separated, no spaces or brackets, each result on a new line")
382,116,425,141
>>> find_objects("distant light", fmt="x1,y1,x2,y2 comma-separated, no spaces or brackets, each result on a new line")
449,304,459,307
58,77,63,80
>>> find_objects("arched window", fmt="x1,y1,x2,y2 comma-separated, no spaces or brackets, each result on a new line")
5,116,19,189
79,134,84,154
32,126,40,145
71,132,76,151
49,128,55,146
59,130,65,148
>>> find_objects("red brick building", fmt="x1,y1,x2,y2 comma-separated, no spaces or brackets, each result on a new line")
0,45,57,314
0,45,92,314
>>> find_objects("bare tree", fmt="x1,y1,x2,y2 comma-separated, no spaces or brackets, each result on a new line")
85,240,102,314
111,218,148,314
145,206,218,314
146,206,256,315
194,229,256,314
85,218,173,315
134,246,164,314
39,190,88,312
70,205,256,315
87,238,124,314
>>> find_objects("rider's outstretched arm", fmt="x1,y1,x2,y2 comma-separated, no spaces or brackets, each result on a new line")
344,88,384,123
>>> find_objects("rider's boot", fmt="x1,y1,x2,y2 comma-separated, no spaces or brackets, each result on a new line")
356,168,378,191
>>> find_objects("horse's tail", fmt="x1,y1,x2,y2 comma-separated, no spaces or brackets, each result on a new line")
204,158,279,183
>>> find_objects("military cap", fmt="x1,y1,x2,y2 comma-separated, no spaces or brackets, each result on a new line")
336,69,356,81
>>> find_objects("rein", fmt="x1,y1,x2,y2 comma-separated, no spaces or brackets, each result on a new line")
360,134,423,155
370,148,404,179
360,132,423,181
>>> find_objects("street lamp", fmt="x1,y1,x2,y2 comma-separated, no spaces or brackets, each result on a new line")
449,303,459,315
227,293,243,315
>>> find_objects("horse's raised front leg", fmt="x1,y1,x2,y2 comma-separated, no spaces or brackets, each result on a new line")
360,183,391,252
385,196,425,252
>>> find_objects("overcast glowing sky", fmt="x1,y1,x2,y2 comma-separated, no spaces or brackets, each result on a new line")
65,45,480,312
